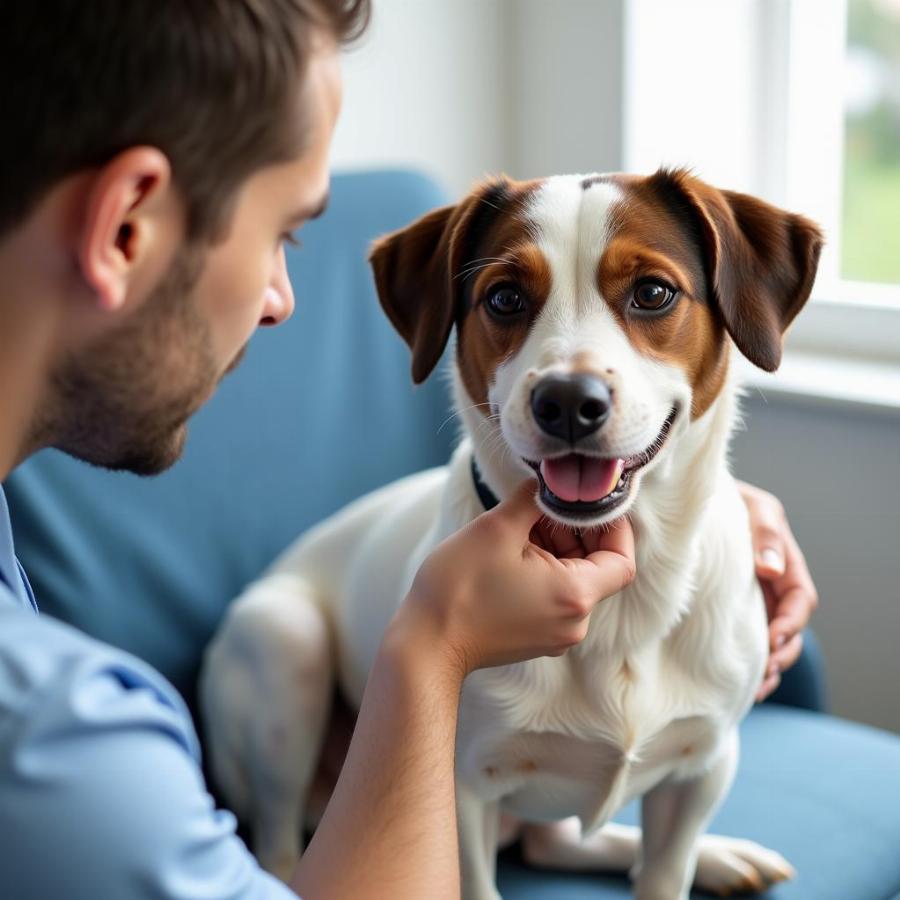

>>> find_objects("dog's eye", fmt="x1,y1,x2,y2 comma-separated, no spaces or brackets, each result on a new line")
632,280,677,312
487,285,526,317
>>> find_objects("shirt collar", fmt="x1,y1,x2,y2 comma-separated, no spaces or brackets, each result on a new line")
0,484,38,613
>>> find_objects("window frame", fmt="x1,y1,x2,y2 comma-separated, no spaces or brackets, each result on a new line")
623,0,900,372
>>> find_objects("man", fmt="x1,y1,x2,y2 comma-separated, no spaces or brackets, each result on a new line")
0,2,816,898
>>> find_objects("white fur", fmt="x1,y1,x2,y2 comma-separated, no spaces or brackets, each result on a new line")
200,175,793,897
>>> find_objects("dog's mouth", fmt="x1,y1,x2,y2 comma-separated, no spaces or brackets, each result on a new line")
524,407,678,520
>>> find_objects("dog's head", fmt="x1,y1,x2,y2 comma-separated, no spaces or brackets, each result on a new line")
370,170,823,527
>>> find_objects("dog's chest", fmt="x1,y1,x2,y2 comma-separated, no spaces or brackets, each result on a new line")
456,642,744,832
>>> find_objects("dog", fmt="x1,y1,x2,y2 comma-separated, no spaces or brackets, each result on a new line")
200,168,822,899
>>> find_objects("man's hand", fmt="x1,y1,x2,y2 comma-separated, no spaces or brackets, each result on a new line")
391,479,636,677
738,481,819,702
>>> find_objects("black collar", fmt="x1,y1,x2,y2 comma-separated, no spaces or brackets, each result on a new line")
470,456,500,511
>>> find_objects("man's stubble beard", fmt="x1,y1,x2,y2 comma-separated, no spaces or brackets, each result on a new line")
46,245,220,477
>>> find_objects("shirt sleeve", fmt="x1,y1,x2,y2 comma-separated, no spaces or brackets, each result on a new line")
0,604,299,900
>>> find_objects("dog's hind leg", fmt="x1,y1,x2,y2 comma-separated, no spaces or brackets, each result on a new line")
200,572,334,882
457,783,503,900
521,817,640,874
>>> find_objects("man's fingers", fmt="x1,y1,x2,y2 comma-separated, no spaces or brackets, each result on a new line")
749,510,786,577
530,518,583,558
550,526,584,559
759,633,802,702
769,586,814,638
780,536,817,606
755,512,816,621
770,632,803,673
753,522,786,577
740,482,788,578
756,671,781,703
755,545,786,578
486,478,542,534
581,519,637,596
762,581,779,624
584,517,635,563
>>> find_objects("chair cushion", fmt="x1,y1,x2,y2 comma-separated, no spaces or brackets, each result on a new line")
498,704,900,898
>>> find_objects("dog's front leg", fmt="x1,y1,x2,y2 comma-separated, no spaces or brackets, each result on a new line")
634,731,739,900
201,573,334,882
457,782,502,900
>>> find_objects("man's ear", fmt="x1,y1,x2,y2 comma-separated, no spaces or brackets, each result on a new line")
649,169,824,372
369,178,509,384
78,147,177,312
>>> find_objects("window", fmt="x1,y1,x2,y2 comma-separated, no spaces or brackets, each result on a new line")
624,0,900,380
842,0,900,287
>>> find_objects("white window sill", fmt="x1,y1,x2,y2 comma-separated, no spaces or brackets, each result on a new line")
736,351,900,416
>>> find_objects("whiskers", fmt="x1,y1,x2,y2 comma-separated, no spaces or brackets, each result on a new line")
455,243,522,285
455,256,509,283
436,402,510,471
478,421,512,471
436,401,494,436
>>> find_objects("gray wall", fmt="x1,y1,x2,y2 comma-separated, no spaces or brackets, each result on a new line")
332,0,626,195
733,395,900,733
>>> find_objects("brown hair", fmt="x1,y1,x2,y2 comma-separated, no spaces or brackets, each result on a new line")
0,0,370,240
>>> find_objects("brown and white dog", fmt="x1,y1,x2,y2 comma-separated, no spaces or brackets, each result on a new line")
200,169,822,899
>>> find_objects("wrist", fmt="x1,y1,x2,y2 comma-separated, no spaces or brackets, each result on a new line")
382,596,469,688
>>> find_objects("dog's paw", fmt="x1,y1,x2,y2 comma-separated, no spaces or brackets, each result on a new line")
695,834,795,896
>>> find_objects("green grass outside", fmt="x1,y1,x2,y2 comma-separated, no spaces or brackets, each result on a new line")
841,157,900,285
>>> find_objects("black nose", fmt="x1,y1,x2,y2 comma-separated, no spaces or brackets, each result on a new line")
530,374,612,442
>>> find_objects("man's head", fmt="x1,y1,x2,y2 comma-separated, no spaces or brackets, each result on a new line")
1,0,368,474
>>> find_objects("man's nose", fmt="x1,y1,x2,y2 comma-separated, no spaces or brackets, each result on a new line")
260,248,295,326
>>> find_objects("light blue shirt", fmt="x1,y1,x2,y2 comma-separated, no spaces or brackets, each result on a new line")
0,485,296,899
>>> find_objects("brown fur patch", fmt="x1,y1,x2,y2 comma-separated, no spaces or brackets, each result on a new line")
597,178,730,419
455,182,549,409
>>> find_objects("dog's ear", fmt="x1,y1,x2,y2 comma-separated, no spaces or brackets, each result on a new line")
648,169,824,372
370,179,509,384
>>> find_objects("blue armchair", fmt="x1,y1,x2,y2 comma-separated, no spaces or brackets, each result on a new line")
6,169,900,899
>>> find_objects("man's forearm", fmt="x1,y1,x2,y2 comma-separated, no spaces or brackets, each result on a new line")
290,622,464,900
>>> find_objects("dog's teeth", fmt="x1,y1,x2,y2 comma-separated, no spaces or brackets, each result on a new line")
610,459,625,493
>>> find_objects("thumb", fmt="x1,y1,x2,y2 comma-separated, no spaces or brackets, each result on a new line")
484,477,542,534
581,518,637,596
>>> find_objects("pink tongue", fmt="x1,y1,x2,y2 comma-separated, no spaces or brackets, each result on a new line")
540,455,623,502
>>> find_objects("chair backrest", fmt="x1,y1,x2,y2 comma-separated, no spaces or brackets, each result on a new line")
5,168,455,712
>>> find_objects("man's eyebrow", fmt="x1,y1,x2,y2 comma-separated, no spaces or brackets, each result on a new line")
289,192,330,225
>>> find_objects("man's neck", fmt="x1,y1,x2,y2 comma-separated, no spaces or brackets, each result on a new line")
0,173,101,480
0,261,61,480
0,330,48,481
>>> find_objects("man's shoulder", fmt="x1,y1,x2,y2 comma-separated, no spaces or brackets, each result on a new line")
0,598,200,761
0,598,298,900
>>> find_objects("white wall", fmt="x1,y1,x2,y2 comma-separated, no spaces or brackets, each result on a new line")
331,0,626,196
623,0,766,192
331,0,511,198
